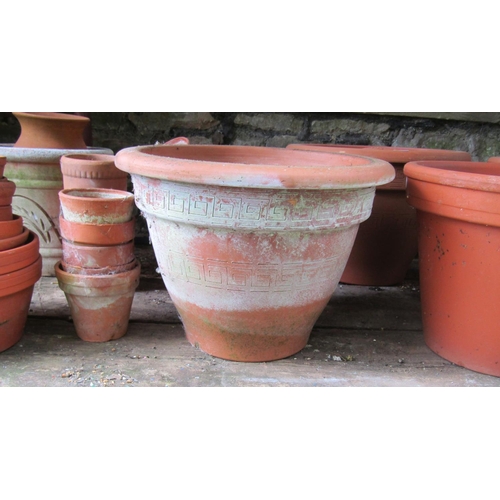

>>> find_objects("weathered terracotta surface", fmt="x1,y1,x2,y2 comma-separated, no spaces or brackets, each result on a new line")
405,160,500,377
0,255,42,352
61,240,135,269
61,258,137,276
55,260,141,342
0,232,40,275
61,154,128,190
0,227,29,252
59,188,135,225
287,144,472,285
13,112,90,150
115,144,395,362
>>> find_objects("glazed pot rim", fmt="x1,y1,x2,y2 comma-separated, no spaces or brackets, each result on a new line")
287,143,472,164
404,161,500,193
115,144,395,190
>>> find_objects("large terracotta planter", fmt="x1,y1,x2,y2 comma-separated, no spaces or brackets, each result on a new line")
288,144,472,285
55,260,141,342
13,112,90,150
0,255,42,353
115,144,394,362
405,160,500,377
60,154,129,190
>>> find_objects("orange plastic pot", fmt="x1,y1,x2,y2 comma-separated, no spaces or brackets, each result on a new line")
0,231,40,275
60,154,129,190
0,255,42,352
115,144,394,362
405,160,500,377
61,239,135,269
288,144,472,285
59,188,135,225
55,260,141,342
59,216,136,246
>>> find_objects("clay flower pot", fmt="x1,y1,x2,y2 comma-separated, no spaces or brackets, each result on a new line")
0,215,23,240
13,112,90,150
287,144,472,285
0,156,5,178
59,216,136,246
61,258,137,276
0,227,30,252
0,232,40,275
62,239,135,270
0,206,13,222
59,188,135,224
115,144,394,362
405,160,500,377
0,178,16,207
0,255,42,353
55,260,141,342
60,153,129,190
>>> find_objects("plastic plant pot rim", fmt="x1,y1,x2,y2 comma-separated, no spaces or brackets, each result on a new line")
404,161,500,193
286,144,472,164
115,144,395,190
55,259,141,294
0,255,42,298
0,145,114,163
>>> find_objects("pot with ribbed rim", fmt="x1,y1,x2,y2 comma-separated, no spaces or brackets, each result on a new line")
115,144,395,362
405,160,500,377
287,144,472,286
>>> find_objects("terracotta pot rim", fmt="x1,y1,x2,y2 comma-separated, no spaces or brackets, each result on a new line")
59,216,136,245
0,215,24,239
115,144,395,190
61,258,137,276
13,112,90,123
0,255,42,297
404,161,500,193
0,230,39,259
61,153,115,164
59,188,134,202
287,143,472,164
0,145,114,163
0,227,30,252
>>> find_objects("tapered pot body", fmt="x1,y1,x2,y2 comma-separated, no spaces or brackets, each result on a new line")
0,145,113,275
405,160,500,377
115,144,394,362
0,156,5,178
288,144,472,285
55,260,141,342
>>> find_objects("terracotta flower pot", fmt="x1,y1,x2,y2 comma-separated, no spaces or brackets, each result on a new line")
487,157,500,164
0,206,13,222
13,112,90,150
61,239,135,269
0,215,23,240
59,216,136,246
405,160,500,377
115,144,394,362
60,154,129,190
0,255,42,353
61,258,137,276
0,227,30,252
287,144,472,285
59,188,135,224
55,260,141,342
0,178,16,207
0,156,5,178
0,231,40,275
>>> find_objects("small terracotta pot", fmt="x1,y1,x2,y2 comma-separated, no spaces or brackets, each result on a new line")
60,154,129,191
55,260,141,342
287,144,472,285
0,231,40,275
0,156,5,178
61,258,137,276
0,178,16,207
0,227,30,252
0,255,42,352
59,188,135,224
0,215,23,240
487,157,500,164
13,112,90,150
59,216,136,246
61,239,135,269
405,160,500,377
0,206,13,222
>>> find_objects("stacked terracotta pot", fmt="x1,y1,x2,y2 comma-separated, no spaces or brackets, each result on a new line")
0,156,42,353
55,188,141,343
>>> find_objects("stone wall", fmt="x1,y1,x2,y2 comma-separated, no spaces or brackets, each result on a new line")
2,112,500,160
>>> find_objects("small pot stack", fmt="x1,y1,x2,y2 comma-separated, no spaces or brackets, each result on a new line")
0,156,42,353
55,188,141,343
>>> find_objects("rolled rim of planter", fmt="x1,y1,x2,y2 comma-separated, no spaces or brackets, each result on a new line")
0,227,30,252
115,145,396,189
59,216,136,245
0,215,24,239
487,156,500,163
405,160,500,226
59,188,135,224
0,145,114,164
61,258,137,276
0,254,42,298
60,154,128,179
0,231,40,275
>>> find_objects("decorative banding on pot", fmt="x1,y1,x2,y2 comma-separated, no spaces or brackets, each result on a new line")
61,239,136,269
0,231,40,275
59,216,136,245
59,188,135,224
0,255,42,353
0,227,30,252
55,260,141,342
0,215,24,239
